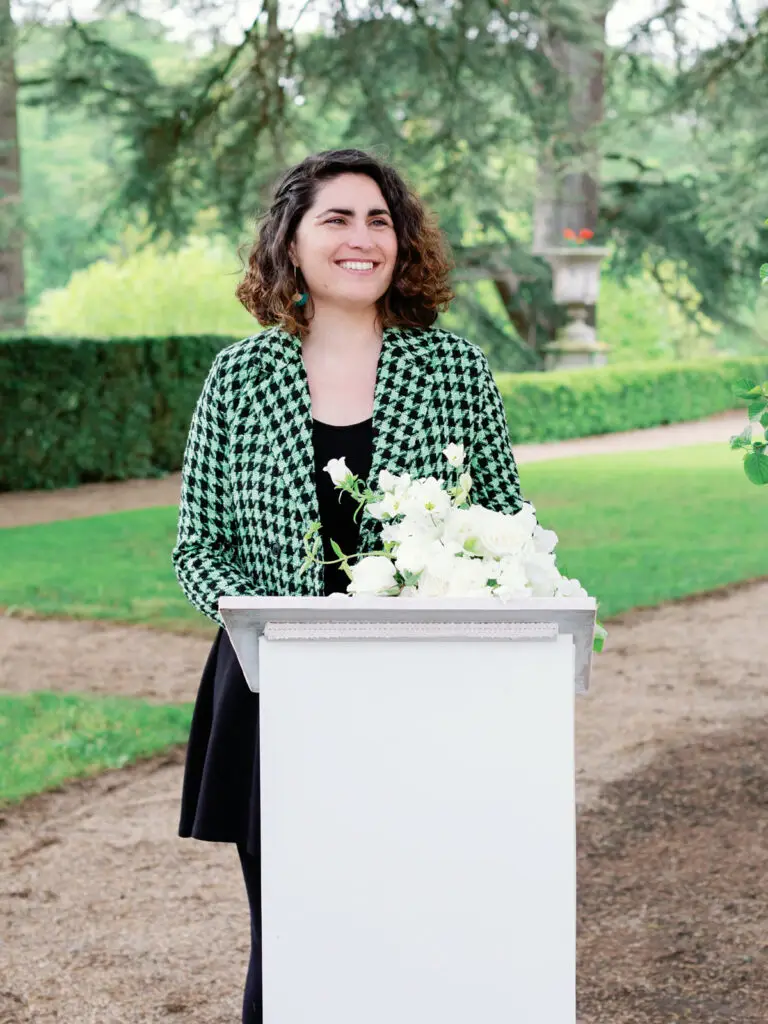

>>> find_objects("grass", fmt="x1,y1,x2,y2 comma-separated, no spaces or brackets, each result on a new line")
1,443,765,628
0,504,213,635
518,442,768,617
1,440,765,806
0,690,193,806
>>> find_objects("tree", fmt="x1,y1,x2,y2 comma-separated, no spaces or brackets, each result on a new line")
0,0,26,330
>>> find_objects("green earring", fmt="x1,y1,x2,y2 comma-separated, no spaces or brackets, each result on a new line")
292,265,309,308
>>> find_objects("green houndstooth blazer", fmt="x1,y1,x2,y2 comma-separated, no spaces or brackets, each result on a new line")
172,324,525,626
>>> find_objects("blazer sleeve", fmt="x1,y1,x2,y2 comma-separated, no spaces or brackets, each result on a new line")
172,352,261,627
468,349,525,516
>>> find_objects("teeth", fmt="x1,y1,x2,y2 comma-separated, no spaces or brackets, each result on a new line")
338,261,375,270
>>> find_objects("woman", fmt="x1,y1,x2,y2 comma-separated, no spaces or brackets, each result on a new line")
172,148,525,1024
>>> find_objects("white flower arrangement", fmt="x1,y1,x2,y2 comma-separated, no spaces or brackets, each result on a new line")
300,442,607,651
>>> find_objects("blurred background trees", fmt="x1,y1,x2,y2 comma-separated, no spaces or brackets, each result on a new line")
3,0,768,369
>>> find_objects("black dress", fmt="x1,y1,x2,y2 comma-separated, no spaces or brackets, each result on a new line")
178,415,374,858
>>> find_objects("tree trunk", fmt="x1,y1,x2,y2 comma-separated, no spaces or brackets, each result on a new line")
533,11,606,251
531,7,607,346
0,0,26,332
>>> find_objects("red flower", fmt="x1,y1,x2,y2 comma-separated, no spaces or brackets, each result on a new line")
578,228,594,240
562,228,577,240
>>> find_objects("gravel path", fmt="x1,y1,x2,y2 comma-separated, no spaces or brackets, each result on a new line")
2,578,767,1022
0,409,747,529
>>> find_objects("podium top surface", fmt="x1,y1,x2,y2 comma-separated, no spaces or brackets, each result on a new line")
219,595,597,693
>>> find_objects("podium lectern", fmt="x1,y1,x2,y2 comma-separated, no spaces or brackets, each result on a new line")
219,595,595,1024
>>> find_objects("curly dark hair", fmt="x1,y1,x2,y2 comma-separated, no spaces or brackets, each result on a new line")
235,148,455,337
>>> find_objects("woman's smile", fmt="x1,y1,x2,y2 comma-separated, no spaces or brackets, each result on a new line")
335,259,380,274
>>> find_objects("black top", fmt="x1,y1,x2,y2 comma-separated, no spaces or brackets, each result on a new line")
177,414,375,859
312,415,374,596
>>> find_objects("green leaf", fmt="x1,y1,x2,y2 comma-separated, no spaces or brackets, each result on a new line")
744,450,768,485
730,425,753,449
592,621,608,653
733,377,758,399
329,538,347,560
748,396,768,420
761,264,768,283
761,410,768,429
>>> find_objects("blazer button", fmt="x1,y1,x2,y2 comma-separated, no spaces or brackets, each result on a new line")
270,539,281,555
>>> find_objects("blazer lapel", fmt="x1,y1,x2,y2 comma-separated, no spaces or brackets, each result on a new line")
257,325,438,570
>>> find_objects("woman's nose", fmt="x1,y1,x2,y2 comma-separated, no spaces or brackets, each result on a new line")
347,221,375,248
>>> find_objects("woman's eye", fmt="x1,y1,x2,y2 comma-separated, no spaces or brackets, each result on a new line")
325,217,391,226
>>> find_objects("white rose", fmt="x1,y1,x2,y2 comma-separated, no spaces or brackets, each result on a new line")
493,557,533,599
442,442,466,468
555,576,589,599
393,535,431,575
347,555,398,596
323,457,354,487
522,550,561,597
443,555,497,597
532,524,559,554
441,507,479,550
466,503,537,558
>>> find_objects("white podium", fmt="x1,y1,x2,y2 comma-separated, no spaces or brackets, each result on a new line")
219,595,595,1024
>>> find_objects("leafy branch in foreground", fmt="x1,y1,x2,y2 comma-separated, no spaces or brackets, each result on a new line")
730,378,768,486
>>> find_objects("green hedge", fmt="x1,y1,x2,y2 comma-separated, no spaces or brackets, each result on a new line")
0,334,234,491
497,356,768,443
2,335,766,491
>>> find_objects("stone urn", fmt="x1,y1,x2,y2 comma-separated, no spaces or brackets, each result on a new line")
538,245,612,371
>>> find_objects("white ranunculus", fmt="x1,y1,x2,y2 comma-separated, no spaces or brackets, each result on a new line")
347,555,398,596
324,456,354,486
442,442,466,468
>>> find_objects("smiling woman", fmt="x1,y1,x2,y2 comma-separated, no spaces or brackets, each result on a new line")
235,149,454,340
176,148,510,1024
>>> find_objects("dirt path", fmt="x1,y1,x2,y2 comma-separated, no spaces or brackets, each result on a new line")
0,409,747,529
1,578,767,1022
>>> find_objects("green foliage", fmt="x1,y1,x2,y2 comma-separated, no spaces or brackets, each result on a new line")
0,333,238,490
29,216,259,338
0,690,192,806
3,332,766,490
598,273,719,362
729,377,768,485
496,356,768,443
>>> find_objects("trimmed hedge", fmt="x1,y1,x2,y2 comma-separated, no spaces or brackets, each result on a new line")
2,335,767,492
0,334,234,491
497,356,768,443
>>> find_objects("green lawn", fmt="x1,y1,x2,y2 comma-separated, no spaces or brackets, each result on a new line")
0,442,765,628
0,691,193,806
1,440,765,806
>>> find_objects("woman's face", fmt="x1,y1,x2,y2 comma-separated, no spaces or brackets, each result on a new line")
290,173,398,312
